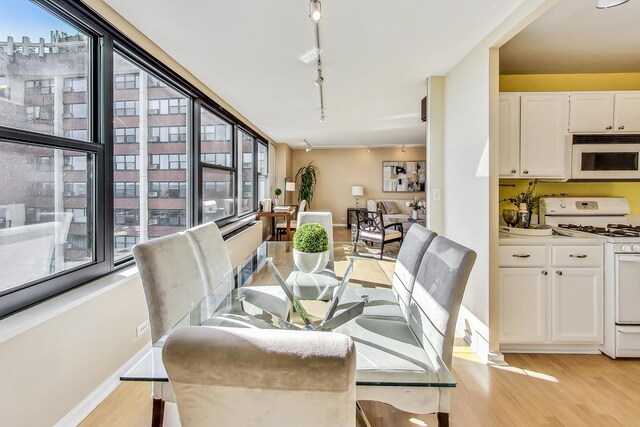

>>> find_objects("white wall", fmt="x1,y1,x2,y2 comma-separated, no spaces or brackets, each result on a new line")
442,0,554,360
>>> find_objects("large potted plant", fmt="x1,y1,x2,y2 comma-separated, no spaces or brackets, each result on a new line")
295,161,318,207
293,222,329,273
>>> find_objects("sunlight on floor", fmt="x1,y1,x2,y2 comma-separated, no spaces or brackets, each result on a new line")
409,417,429,426
493,365,559,383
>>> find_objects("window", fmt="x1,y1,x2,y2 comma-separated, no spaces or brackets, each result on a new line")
202,169,234,222
26,105,54,121
114,73,139,90
238,130,255,215
64,156,88,171
65,103,88,119
148,98,187,115
114,155,139,170
63,182,87,197
201,108,232,167
33,156,54,172
26,79,54,94
64,77,87,93
149,126,187,142
113,128,139,144
0,75,9,98
257,142,268,202
114,182,140,198
112,51,189,261
149,182,187,198
149,154,187,170
65,129,88,141
114,100,138,117
65,208,87,223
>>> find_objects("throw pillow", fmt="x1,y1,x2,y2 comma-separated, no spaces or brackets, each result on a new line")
382,201,399,214
376,202,387,214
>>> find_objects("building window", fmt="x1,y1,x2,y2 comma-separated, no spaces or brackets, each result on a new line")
149,126,187,142
149,154,187,170
115,209,139,225
238,130,255,215
114,100,138,117
64,77,87,93
149,182,187,198
65,208,87,223
114,235,139,251
147,75,167,88
33,156,54,172
148,98,187,115
64,129,88,141
114,127,139,144
114,73,139,90
149,209,186,226
64,103,88,119
114,182,140,198
114,155,140,170
257,142,268,202
0,75,9,99
25,79,54,94
63,182,87,197
26,105,54,121
64,155,88,171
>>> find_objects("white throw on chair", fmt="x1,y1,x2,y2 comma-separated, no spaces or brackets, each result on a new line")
287,211,337,300
163,326,357,427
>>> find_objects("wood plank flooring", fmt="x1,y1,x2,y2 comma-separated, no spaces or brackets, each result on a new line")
81,227,640,426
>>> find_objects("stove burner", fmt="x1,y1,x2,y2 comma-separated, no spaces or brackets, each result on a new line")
557,223,640,238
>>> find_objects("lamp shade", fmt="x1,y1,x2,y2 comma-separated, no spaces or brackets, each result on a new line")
351,185,364,197
285,182,296,192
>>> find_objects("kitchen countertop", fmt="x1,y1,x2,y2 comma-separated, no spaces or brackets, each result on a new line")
499,232,604,245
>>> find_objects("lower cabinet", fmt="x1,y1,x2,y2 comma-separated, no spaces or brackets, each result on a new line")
551,268,603,343
499,268,548,343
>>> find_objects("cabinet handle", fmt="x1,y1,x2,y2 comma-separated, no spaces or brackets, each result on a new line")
570,254,587,258
511,169,517,174
606,126,612,130
618,125,625,130
541,270,548,275
512,254,531,258
523,170,529,175
556,271,563,276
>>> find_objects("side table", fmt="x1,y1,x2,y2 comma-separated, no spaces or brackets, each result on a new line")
346,207,366,229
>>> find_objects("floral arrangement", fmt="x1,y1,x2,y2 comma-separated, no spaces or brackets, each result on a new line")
405,197,425,212
501,179,557,213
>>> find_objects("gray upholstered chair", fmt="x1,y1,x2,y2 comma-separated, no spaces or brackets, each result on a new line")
334,224,437,319
163,326,357,427
287,211,337,300
337,235,476,425
354,210,403,259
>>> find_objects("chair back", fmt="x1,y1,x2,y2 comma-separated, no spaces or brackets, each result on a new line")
297,211,333,252
297,199,307,219
184,222,233,293
163,326,356,427
132,232,208,343
392,224,437,316
407,236,476,367
356,210,384,234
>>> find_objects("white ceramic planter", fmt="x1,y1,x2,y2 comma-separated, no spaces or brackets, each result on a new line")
412,209,419,220
293,249,330,273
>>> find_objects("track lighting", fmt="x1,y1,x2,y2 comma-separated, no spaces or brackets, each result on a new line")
304,139,312,152
315,76,323,86
320,111,325,122
596,0,629,8
401,145,406,153
309,0,322,22
367,147,372,154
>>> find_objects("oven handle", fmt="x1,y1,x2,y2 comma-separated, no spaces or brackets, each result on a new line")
570,254,587,259
619,255,640,262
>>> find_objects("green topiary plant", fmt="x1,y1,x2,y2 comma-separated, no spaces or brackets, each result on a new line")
293,222,328,253
274,188,282,197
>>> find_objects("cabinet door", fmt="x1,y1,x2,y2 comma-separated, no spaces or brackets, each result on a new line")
614,93,640,133
551,268,603,343
520,94,569,178
499,94,520,177
500,268,549,343
569,93,613,133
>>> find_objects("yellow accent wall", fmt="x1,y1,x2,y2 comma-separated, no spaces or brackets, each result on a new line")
499,73,640,215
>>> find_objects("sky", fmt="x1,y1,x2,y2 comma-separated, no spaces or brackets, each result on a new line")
0,0,79,42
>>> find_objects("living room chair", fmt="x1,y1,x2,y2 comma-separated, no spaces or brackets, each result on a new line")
163,326,357,427
275,199,306,240
354,210,403,259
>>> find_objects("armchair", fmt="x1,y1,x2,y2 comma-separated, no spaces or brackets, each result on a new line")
354,210,403,259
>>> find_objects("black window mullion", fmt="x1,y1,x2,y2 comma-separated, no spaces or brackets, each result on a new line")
193,100,201,225
101,35,115,268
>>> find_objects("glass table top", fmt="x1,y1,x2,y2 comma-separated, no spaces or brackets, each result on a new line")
121,241,456,388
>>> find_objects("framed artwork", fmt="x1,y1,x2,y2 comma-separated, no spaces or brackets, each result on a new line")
382,161,426,192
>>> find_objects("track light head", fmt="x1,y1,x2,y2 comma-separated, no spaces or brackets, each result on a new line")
401,145,406,153
367,147,372,154
320,111,325,122
309,0,322,22
315,76,324,86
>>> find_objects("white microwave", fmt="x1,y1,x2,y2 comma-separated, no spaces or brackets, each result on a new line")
572,140,640,180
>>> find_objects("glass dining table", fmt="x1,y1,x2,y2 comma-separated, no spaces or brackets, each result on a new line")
121,241,456,415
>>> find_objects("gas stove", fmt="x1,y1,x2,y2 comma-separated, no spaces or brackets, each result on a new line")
557,224,640,238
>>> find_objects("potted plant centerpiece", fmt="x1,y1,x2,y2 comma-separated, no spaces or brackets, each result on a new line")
293,222,329,273
273,188,282,206
405,197,425,220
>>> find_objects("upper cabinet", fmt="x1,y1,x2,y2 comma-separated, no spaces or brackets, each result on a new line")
569,92,640,134
520,93,569,179
499,94,520,177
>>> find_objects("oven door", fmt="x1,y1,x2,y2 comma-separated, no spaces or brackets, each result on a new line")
572,144,640,180
616,254,640,324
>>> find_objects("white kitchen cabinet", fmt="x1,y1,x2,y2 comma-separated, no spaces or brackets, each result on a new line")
614,93,640,133
500,268,548,343
551,268,603,343
568,93,613,133
520,94,569,179
499,94,520,177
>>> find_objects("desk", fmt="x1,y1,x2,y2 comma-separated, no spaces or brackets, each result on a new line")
122,242,455,423
255,206,296,240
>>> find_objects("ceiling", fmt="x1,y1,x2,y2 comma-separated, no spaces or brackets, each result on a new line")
103,0,526,148
500,0,640,74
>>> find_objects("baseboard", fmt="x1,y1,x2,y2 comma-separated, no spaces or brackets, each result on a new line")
55,345,150,427
457,305,490,363
487,351,508,366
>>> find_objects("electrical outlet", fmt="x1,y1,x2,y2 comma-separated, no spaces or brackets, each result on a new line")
136,320,149,337
432,188,441,201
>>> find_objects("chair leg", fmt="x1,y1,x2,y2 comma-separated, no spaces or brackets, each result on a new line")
379,242,384,259
437,412,449,427
152,398,165,427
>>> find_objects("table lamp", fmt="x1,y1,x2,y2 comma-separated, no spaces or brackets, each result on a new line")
285,181,296,206
351,185,364,209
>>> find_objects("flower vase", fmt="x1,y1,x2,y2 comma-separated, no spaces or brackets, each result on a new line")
412,209,419,220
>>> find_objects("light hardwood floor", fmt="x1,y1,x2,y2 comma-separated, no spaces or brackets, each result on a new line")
81,227,640,426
